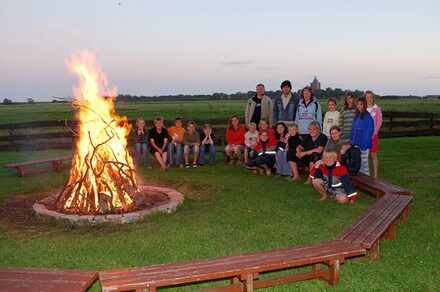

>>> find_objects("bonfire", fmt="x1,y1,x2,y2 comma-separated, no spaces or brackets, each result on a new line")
54,51,138,215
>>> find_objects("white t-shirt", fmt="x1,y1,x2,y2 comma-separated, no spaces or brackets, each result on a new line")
245,131,259,148
323,111,340,137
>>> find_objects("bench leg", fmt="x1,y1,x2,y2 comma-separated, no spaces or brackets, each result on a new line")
312,263,322,271
383,222,396,240
369,241,380,261
17,166,25,177
230,276,240,284
323,259,340,287
399,205,410,223
241,273,254,292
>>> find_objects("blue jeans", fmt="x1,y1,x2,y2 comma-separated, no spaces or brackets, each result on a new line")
199,144,216,165
135,143,149,166
167,142,183,166
276,151,292,176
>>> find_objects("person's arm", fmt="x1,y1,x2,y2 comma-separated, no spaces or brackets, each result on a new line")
316,102,323,126
150,138,161,153
245,100,251,126
272,98,278,125
376,107,383,134
193,132,200,146
268,97,273,127
162,138,168,152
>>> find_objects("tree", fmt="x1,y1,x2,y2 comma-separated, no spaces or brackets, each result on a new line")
2,98,12,105
27,98,35,104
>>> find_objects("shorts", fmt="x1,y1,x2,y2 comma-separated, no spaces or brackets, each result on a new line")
323,179,347,198
370,134,379,153
184,145,199,154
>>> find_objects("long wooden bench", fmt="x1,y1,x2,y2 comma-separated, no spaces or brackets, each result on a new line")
99,241,365,291
3,156,72,177
335,193,412,261
350,172,411,199
0,267,98,292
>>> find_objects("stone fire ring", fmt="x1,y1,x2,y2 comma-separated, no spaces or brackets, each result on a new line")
33,185,184,225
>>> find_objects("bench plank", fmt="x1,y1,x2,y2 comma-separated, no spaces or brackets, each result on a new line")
350,173,411,198
335,193,412,261
99,241,365,291
3,156,72,177
0,267,98,292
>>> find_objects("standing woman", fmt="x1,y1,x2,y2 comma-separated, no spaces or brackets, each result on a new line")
350,97,374,176
339,91,357,139
295,86,322,137
365,90,382,178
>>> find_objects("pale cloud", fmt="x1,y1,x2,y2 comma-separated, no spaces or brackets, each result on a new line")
423,76,440,80
221,60,255,66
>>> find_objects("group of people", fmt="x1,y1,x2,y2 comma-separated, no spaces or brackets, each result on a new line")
229,81,382,204
133,117,217,171
133,80,382,204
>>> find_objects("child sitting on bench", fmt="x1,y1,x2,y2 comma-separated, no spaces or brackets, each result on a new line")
310,149,358,204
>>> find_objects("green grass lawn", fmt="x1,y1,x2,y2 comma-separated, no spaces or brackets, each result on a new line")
1,99,439,124
0,136,439,290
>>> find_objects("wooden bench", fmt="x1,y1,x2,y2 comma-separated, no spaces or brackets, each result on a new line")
335,193,412,261
350,172,411,199
0,267,98,292
3,156,72,177
99,241,365,291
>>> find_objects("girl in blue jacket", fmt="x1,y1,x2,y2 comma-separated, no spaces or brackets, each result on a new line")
350,97,374,175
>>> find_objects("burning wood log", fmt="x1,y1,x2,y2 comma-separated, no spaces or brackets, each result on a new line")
54,51,137,215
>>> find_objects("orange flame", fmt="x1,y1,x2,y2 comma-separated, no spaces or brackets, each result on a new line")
55,50,136,214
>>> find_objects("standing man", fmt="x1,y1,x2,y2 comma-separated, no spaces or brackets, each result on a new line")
245,83,273,127
272,80,300,125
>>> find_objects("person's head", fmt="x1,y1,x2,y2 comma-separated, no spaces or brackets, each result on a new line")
248,122,257,133
329,126,341,141
280,80,292,95
203,123,212,134
186,121,196,133
275,122,288,139
229,115,240,129
174,117,183,127
344,91,355,109
256,83,265,97
259,130,269,142
154,116,164,128
323,149,338,167
327,98,337,111
258,118,270,130
287,123,299,136
364,90,376,107
308,121,321,138
136,119,146,129
301,86,313,101
355,97,367,119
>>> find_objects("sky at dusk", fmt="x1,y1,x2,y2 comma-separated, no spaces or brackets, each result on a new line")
1,0,439,101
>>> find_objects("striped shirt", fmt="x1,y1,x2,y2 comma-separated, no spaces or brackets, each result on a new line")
339,108,356,139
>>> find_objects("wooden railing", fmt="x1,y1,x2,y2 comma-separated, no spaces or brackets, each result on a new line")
1,112,439,151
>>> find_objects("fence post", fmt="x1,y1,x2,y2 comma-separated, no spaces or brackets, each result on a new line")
388,116,393,132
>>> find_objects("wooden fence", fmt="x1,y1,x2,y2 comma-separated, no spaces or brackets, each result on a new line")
0,112,439,151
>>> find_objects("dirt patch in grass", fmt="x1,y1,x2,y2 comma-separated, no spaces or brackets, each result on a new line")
141,178,217,200
0,190,56,237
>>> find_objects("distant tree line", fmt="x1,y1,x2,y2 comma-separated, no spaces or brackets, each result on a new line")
114,87,434,102
1,89,438,105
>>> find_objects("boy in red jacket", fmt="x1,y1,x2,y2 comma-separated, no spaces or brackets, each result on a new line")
310,149,358,204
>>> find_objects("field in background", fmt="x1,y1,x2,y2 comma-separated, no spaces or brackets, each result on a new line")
1,99,440,124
